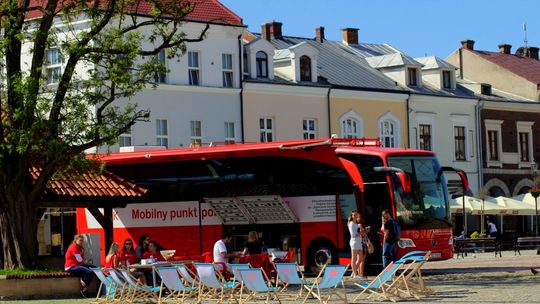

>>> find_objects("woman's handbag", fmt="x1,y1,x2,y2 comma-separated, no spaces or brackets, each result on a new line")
366,238,375,254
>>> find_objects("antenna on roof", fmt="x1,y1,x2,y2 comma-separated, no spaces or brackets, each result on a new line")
523,22,528,48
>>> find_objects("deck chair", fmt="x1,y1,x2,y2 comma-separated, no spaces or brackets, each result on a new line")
176,263,199,288
90,268,120,303
391,251,432,297
273,262,309,299
230,263,251,283
156,266,198,303
352,261,403,303
302,264,348,304
238,268,281,303
117,268,160,303
194,262,239,303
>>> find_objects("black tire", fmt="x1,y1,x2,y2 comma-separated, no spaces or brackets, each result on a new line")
306,240,336,274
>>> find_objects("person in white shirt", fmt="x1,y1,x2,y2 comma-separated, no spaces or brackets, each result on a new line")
348,210,367,279
213,233,236,271
487,219,498,238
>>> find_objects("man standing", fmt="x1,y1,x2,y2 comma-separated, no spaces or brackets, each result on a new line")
213,233,237,271
382,209,398,268
487,219,498,238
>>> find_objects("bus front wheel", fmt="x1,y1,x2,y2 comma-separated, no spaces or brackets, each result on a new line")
306,240,336,274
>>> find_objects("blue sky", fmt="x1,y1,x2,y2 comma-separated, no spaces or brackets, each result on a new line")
220,0,540,58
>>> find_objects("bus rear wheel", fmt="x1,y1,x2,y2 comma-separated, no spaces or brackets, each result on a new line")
307,241,336,274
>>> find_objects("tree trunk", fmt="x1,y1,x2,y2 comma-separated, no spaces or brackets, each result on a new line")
0,192,39,269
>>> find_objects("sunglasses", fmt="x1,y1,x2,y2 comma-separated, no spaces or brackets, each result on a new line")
125,243,132,245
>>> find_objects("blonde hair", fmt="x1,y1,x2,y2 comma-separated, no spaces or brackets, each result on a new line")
348,211,357,223
247,231,258,242
107,242,120,256
72,234,84,244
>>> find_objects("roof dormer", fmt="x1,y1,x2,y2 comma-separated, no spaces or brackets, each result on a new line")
365,53,423,88
244,37,276,80
273,42,319,83
415,56,457,90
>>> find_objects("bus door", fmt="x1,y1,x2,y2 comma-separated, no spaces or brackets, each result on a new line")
204,196,299,258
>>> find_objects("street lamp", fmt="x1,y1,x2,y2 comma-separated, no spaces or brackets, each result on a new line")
531,161,539,236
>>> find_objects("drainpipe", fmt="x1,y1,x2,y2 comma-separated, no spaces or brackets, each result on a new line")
476,98,485,191
406,92,411,148
327,86,332,137
237,34,245,143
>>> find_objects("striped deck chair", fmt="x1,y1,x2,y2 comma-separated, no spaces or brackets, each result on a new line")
392,251,432,297
273,262,309,299
238,268,281,304
302,264,349,304
156,266,198,303
352,261,403,303
194,262,239,303
176,263,199,288
90,268,120,303
116,268,160,303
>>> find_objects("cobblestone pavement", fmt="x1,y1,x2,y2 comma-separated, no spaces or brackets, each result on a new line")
5,250,540,303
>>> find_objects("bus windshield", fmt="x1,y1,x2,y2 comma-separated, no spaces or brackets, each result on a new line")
387,156,451,230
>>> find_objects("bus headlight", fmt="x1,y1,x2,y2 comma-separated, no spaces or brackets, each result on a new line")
448,236,453,245
397,238,416,249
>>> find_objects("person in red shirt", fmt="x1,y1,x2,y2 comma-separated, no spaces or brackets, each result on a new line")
142,240,165,261
119,238,137,267
64,234,95,298
104,242,120,269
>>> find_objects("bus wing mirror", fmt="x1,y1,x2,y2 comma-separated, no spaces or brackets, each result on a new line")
396,171,411,193
439,166,471,194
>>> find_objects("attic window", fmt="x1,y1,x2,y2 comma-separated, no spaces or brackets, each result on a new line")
481,84,492,96
407,68,418,86
256,51,268,78
442,71,452,89
300,55,312,81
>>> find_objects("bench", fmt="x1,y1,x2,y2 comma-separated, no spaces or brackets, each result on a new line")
513,236,540,255
454,238,501,258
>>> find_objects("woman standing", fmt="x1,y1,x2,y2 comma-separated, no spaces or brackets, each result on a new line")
241,231,262,256
347,210,366,278
64,234,95,298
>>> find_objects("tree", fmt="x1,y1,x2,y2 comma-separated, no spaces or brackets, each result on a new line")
0,0,209,269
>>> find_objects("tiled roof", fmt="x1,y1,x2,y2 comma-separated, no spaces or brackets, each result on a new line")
473,50,540,84
26,0,242,25
30,167,147,199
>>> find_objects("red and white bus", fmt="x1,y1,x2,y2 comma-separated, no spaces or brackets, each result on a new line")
77,138,469,270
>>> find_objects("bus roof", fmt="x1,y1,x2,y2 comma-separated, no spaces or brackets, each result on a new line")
97,138,435,166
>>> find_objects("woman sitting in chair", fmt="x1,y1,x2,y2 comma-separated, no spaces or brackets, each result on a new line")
64,234,96,298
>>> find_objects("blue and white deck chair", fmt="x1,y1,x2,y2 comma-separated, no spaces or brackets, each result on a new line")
352,261,403,303
392,251,432,297
116,268,160,303
156,266,198,303
302,264,348,304
176,264,198,288
194,262,239,303
238,268,281,303
229,263,251,283
90,268,119,302
274,262,309,299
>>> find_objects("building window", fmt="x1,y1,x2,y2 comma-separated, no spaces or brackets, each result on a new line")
342,118,359,139
154,49,167,83
222,54,233,88
260,117,273,142
188,51,200,86
300,55,311,81
380,120,396,147
454,126,466,160
190,120,202,147
256,51,268,78
119,128,132,147
224,122,235,144
488,130,499,161
46,48,62,84
519,132,530,162
303,119,317,139
442,70,451,89
419,124,431,151
407,68,418,86
156,119,168,147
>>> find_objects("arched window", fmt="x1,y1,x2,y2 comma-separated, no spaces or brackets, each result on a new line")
300,55,311,81
342,118,359,138
380,120,396,147
256,51,268,78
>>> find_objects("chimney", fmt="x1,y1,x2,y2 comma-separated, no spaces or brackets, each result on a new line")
315,26,325,43
261,23,271,41
498,43,512,54
269,21,282,40
461,39,475,50
341,28,359,45
529,47,539,60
